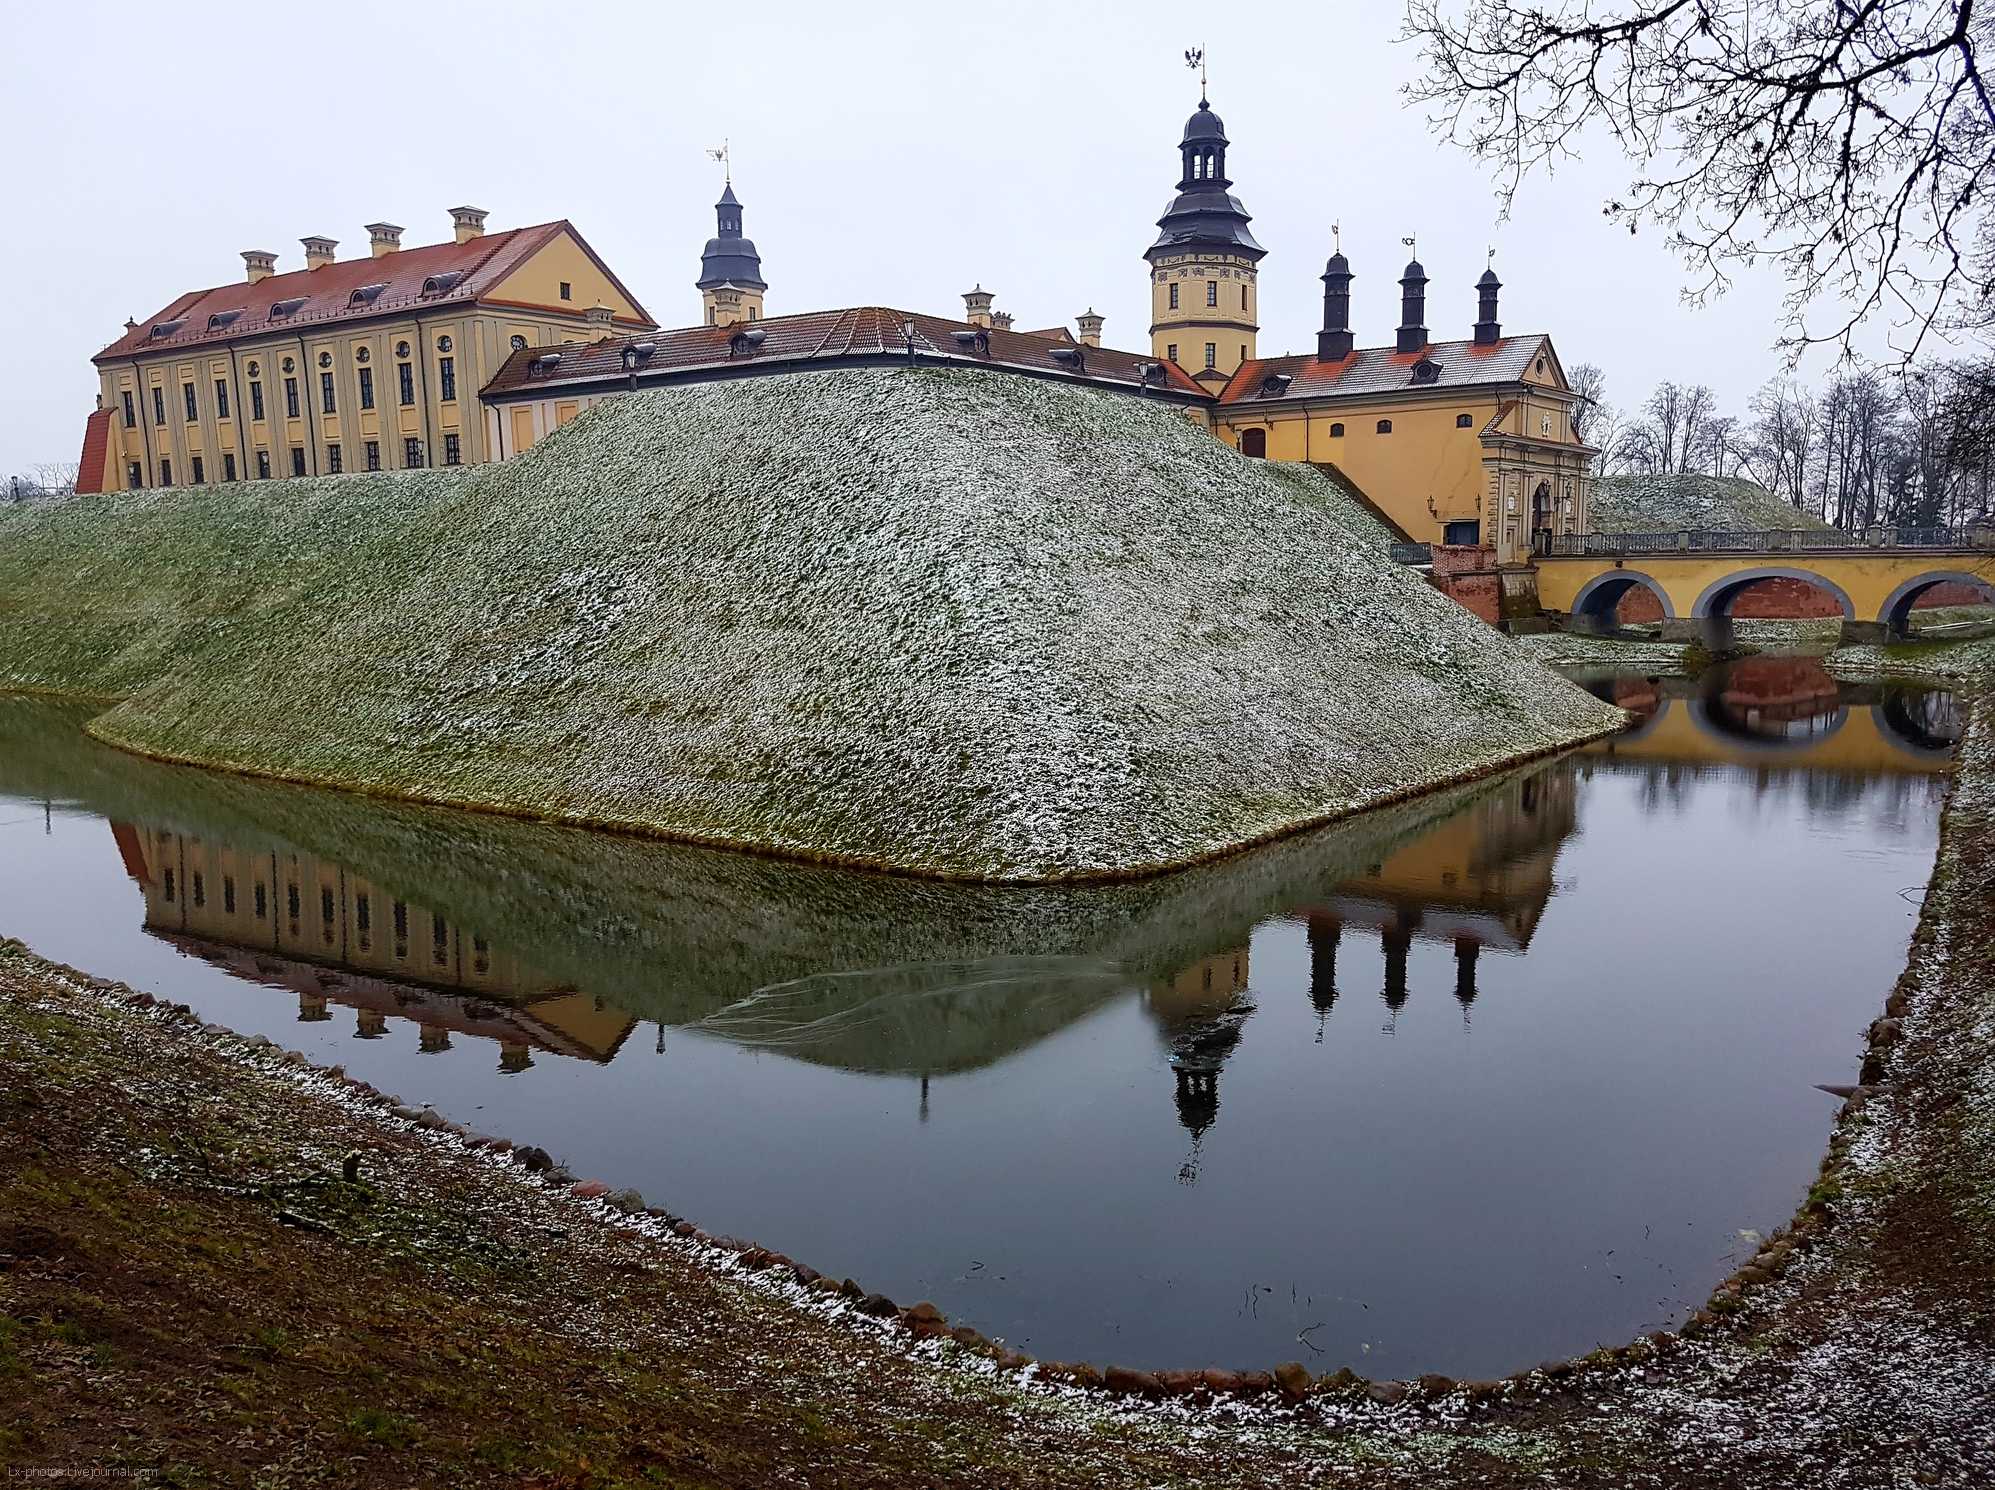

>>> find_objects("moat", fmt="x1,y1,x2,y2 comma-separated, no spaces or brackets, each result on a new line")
0,660,1958,1380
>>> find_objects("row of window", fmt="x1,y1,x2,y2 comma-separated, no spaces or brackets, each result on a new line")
126,434,460,488
1165,281,1248,311
1164,342,1251,370
1235,412,1481,456
159,869,481,968
120,356,456,434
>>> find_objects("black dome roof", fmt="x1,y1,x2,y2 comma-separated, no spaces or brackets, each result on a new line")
1477,266,1502,287
1323,252,1351,277
1401,259,1427,280
1182,98,1227,142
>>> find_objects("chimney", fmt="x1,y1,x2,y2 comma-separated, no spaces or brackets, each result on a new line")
366,222,404,257
1474,265,1503,345
1318,251,1354,360
1075,308,1104,348
962,284,994,328
990,310,1015,331
241,249,278,284
1396,255,1428,354
450,205,489,244
301,236,338,271
586,301,616,337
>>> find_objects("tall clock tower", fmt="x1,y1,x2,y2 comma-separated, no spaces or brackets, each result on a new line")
1144,91,1266,387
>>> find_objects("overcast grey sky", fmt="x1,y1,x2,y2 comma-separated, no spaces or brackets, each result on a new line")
0,0,1910,475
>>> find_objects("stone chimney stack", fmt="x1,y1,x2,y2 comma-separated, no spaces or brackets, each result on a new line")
586,302,616,337
1075,308,1104,348
450,206,489,244
962,285,995,328
1396,255,1429,354
242,250,278,284
1474,265,1503,345
366,222,404,257
301,236,338,271
990,310,1015,331
1318,251,1354,360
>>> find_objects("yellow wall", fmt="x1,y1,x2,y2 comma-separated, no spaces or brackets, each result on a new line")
94,228,650,492
1148,250,1258,378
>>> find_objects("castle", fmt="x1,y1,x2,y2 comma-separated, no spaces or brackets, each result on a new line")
76,88,1593,576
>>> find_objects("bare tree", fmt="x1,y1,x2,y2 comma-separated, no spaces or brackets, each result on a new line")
1743,378,1821,509
1404,0,1995,361
30,461,78,494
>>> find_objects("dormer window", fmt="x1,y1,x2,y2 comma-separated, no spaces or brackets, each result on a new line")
421,271,465,297
348,283,387,307
1411,358,1442,385
1049,345,1085,370
528,352,563,376
148,318,186,340
206,310,242,330
949,329,992,356
269,297,307,318
1257,372,1293,397
728,327,767,356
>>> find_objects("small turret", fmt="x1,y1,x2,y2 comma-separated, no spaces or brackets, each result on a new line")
1397,256,1428,354
1318,250,1354,361
962,285,994,328
1474,264,1502,345
1075,308,1104,347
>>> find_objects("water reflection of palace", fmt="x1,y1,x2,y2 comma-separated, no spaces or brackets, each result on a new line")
113,822,639,1071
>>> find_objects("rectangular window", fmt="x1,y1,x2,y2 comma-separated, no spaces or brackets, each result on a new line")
126,461,143,489
214,379,230,420
364,440,380,471
1166,343,1178,363
559,281,572,300
357,367,374,410
254,882,267,918
284,377,299,419
397,363,414,406
152,386,166,426
250,380,264,421
320,370,336,415
223,452,237,481
1204,343,1217,369
183,382,198,421
192,872,205,908
433,913,449,966
1206,281,1218,308
223,876,235,914
438,356,456,403
163,868,175,902
256,449,270,480
1443,520,1482,546
326,443,342,474
443,433,460,466
404,437,424,469
1168,283,1179,310
290,447,306,476
190,455,204,484
121,390,136,428
158,458,172,486
1241,284,1248,310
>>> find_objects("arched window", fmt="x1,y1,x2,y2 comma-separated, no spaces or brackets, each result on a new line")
1329,422,1344,437
1239,428,1267,458
1456,413,1473,428
1376,419,1393,434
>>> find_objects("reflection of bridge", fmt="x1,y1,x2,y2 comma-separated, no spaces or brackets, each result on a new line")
1533,528,1995,639
1577,660,1961,773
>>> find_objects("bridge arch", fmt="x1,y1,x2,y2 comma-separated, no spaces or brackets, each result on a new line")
1687,695,1849,754
1691,566,1855,621
1877,570,1995,635
1876,688,1963,759
1569,569,1675,629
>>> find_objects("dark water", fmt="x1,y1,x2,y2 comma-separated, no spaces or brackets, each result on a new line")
0,661,1955,1380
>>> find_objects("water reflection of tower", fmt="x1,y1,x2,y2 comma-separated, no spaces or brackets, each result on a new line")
1306,914,1339,1041
1145,945,1253,1185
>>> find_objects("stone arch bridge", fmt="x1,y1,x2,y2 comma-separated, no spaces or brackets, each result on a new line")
1532,528,1995,641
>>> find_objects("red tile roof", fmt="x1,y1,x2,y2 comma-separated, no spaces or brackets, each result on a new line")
480,305,1208,402
1216,335,1551,406
94,222,655,363
74,407,112,493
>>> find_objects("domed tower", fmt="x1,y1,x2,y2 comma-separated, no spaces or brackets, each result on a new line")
696,182,767,328
1144,91,1265,387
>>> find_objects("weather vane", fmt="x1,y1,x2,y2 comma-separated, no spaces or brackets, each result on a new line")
706,138,731,185
1488,245,1496,265
1184,45,1206,101
1402,234,1418,259
1333,220,1341,253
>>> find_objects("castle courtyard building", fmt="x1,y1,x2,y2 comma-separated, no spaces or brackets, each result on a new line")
81,209,655,492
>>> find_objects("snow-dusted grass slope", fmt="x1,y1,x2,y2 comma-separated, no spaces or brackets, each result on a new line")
48,367,1618,879
1590,473,1834,533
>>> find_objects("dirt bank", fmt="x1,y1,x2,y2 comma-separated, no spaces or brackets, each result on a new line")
4,673,1993,1486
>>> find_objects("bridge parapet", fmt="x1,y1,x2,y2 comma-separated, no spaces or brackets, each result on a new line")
1542,524,1995,559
